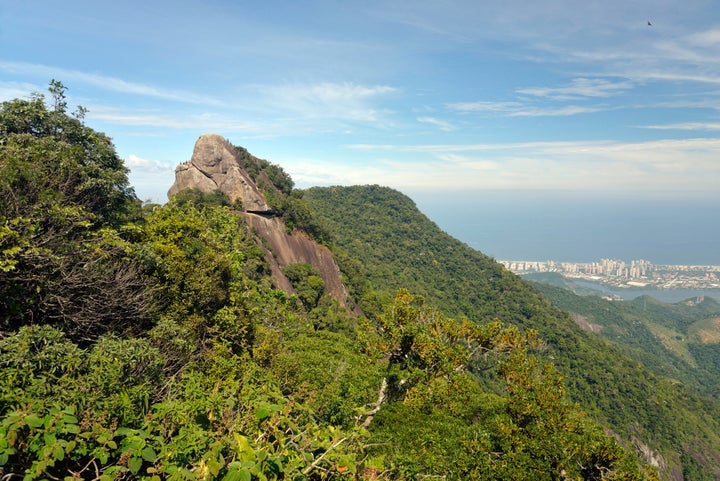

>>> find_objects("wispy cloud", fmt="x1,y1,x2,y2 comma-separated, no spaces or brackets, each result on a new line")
88,105,266,133
0,80,43,101
686,28,720,47
641,122,720,131
417,116,454,131
517,78,633,100
508,105,608,117
0,61,223,105
447,101,523,112
447,100,606,117
263,82,397,123
342,138,720,194
447,75,625,119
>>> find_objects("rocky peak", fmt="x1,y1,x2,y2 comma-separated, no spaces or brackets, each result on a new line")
167,134,359,314
168,133,271,213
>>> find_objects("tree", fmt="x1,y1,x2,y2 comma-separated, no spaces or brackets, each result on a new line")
283,263,326,309
0,85,150,339
361,290,655,480
48,79,68,113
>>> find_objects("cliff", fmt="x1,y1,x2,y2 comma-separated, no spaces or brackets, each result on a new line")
167,134,271,213
168,134,356,313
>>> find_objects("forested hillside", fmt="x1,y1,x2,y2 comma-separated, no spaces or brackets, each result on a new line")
303,185,720,480
0,86,670,480
530,281,720,402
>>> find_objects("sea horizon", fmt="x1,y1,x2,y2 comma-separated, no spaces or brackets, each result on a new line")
411,190,720,267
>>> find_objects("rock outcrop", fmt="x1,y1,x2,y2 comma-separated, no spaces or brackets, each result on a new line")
168,134,358,314
245,215,355,312
168,134,271,213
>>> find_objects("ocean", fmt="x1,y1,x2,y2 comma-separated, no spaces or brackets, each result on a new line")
410,191,720,266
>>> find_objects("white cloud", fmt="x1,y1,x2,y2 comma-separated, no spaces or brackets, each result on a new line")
508,105,607,117
447,99,608,117
517,78,633,100
417,116,454,131
262,82,397,123
447,101,523,112
436,153,497,171
640,122,720,131
343,138,720,194
0,81,43,101
125,154,175,173
0,61,223,105
687,28,720,47
88,105,266,133
632,71,720,86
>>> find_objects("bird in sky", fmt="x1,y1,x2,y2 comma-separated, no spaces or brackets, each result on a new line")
648,20,653,26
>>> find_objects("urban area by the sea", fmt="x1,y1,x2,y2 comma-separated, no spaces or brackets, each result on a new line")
500,258,720,291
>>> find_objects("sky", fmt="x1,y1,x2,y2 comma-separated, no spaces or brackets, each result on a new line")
1,1,720,218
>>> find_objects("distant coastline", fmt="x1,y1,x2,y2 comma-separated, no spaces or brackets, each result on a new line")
500,258,720,302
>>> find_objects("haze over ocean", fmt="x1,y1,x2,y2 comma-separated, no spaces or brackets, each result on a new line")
410,191,720,266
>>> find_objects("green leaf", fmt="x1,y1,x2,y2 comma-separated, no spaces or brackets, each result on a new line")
65,423,80,434
222,467,251,481
6,430,17,446
233,434,254,462
141,446,157,463
54,445,65,461
207,457,222,476
62,414,78,425
65,440,76,454
254,403,280,422
25,414,44,428
128,456,142,474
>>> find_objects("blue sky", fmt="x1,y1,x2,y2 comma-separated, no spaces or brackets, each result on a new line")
2,0,720,204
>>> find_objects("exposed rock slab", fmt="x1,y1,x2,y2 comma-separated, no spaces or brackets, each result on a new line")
168,134,271,213
244,213,358,313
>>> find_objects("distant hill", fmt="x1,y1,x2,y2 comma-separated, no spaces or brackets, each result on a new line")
304,184,720,480
530,281,720,398
521,271,610,297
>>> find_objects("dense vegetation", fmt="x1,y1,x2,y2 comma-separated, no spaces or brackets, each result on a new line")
530,280,720,397
303,185,720,480
0,85,662,479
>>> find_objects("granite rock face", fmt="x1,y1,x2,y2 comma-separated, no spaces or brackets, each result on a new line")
166,134,359,314
245,214,358,313
167,134,271,213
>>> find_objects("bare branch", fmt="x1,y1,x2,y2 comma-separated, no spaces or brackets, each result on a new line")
302,436,348,475
360,377,387,429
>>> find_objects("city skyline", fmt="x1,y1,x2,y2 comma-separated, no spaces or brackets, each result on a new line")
501,257,720,290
